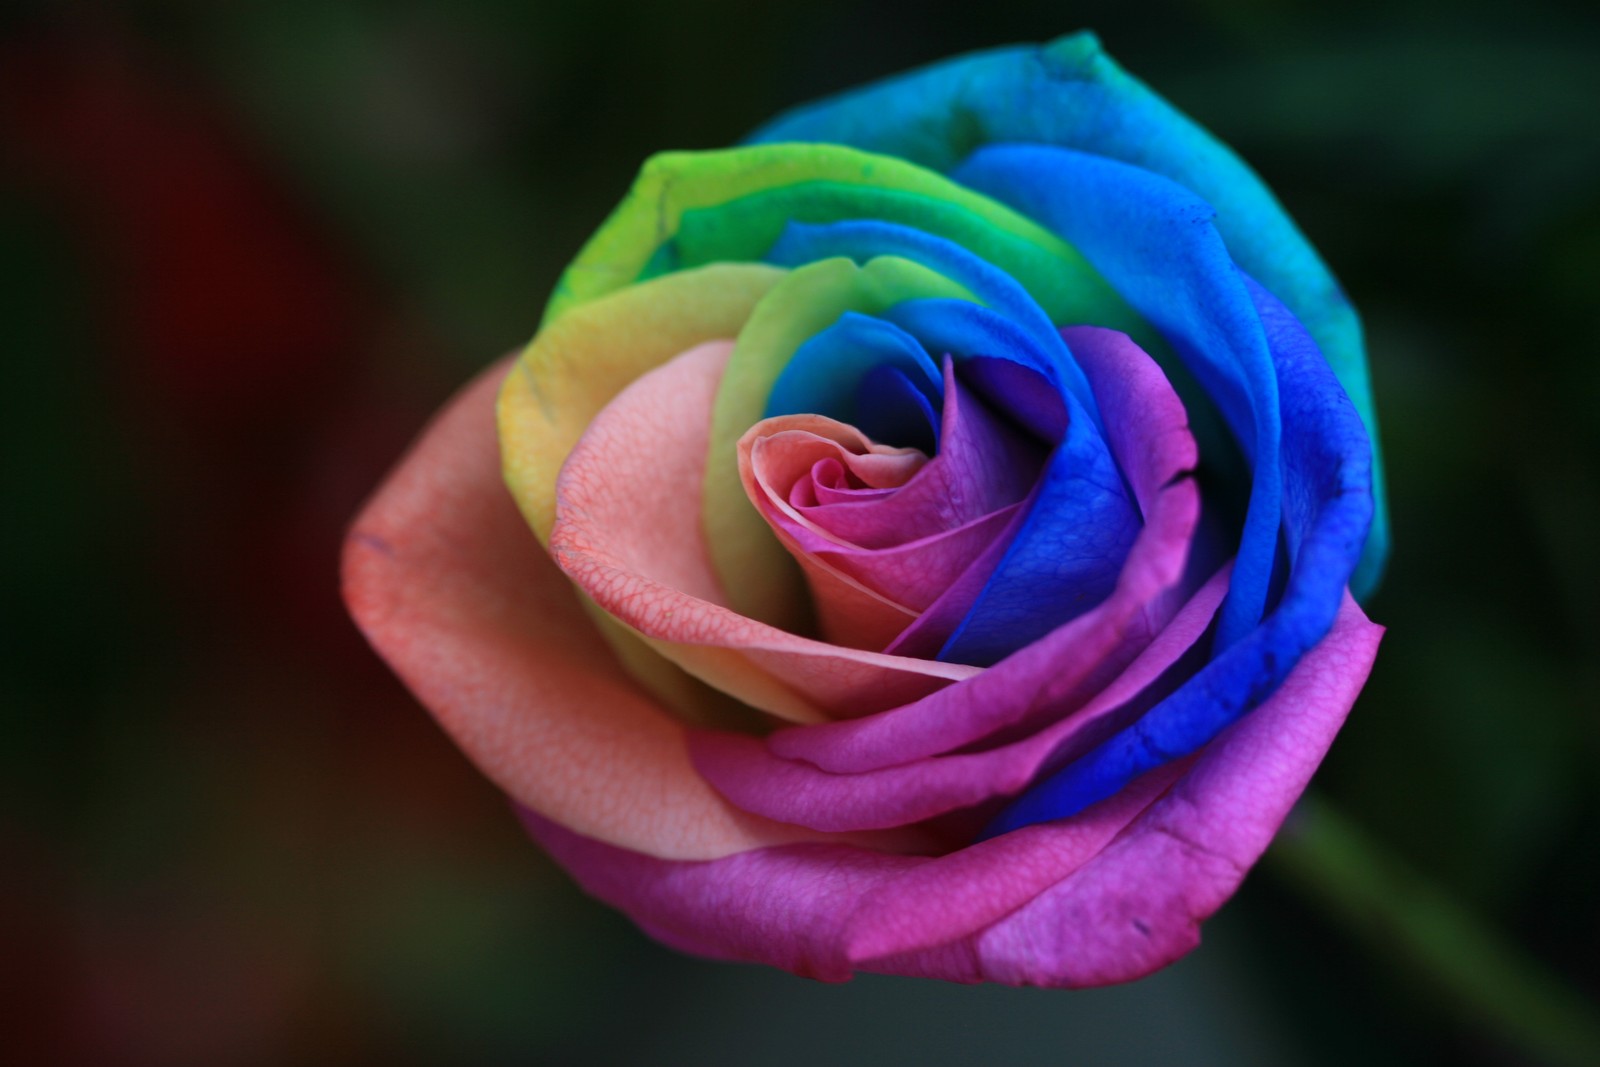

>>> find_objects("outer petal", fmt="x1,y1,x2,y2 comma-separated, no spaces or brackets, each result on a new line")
953,145,1281,648
945,594,1382,986
342,360,923,861
543,141,1143,345
499,262,783,547
516,595,1381,985
499,262,792,725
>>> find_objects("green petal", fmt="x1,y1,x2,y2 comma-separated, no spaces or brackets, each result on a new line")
544,143,1146,347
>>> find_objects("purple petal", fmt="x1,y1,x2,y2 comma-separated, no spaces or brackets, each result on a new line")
689,568,1229,832
914,593,1383,986
1062,326,1198,514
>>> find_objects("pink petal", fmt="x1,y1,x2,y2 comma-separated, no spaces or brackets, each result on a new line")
771,529,919,651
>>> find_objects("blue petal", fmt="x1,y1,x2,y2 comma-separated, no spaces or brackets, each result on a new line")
875,293,1140,665
763,219,1102,431
955,346,1069,444
938,356,1140,666
746,31,1387,597
855,362,941,454
766,311,943,427
983,276,1373,836
954,144,1283,649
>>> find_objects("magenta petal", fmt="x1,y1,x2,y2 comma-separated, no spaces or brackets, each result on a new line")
1062,326,1198,514
518,808,926,982
840,762,1187,966
513,770,1168,983
901,592,1383,986
689,567,1230,832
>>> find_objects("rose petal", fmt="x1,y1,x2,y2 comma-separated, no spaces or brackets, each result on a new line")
765,311,943,453
703,255,975,631
552,341,980,723
547,141,1141,344
764,223,1145,663
499,262,784,547
497,262,795,724
764,471,1197,769
933,593,1384,986
770,356,1045,546
343,359,924,860
1062,326,1198,513
742,360,1045,634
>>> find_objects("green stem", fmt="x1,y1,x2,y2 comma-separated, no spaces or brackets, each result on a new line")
1266,793,1600,1067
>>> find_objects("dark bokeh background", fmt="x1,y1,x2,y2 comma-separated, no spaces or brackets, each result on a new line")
4,1,1597,1064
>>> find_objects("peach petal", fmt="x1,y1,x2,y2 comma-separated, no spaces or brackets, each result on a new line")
766,523,919,651
551,342,980,723
342,359,921,860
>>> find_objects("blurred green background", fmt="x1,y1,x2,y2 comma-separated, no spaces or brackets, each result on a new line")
3,1,1597,1063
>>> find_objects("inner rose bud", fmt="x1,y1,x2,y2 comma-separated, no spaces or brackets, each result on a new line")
739,356,1049,653
739,325,1196,667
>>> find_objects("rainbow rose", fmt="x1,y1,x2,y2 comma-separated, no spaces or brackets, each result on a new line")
344,32,1387,986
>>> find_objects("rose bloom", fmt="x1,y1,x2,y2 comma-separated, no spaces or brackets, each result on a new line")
344,33,1387,986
